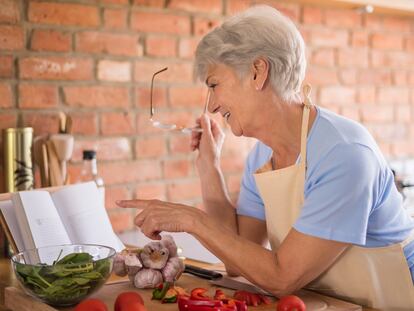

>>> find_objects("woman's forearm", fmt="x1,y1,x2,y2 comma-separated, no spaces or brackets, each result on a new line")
191,215,292,296
198,165,237,232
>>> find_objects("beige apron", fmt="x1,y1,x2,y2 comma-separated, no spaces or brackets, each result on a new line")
253,87,414,310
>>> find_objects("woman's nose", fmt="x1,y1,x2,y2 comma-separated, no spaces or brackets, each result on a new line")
207,93,218,114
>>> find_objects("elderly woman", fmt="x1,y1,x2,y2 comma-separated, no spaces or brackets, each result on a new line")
117,5,414,309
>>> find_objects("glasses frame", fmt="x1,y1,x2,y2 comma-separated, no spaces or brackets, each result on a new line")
150,67,209,134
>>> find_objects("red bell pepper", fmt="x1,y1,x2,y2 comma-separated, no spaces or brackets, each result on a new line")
233,290,271,307
190,288,211,301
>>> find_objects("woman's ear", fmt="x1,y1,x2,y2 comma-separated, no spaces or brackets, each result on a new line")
252,58,269,91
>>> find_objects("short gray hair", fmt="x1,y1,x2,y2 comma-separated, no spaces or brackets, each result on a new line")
194,5,306,102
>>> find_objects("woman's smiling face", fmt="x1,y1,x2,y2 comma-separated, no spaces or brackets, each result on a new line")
205,63,257,137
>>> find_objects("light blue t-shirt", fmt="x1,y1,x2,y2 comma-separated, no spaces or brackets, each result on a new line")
237,106,414,282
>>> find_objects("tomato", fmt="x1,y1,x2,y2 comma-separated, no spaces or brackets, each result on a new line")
74,299,108,311
277,295,306,311
115,292,146,311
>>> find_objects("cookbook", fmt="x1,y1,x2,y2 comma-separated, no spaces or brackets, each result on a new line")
0,182,124,254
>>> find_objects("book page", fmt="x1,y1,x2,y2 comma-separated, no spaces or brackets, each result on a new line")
0,200,25,252
51,182,124,252
12,191,71,250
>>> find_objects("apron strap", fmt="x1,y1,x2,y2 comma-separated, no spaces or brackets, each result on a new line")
401,229,414,248
299,84,312,165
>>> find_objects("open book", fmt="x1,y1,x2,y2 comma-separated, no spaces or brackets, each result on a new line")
0,182,124,255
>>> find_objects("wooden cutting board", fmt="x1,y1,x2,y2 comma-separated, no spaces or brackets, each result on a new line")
5,274,362,311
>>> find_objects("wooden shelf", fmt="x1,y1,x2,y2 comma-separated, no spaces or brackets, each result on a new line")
291,0,414,17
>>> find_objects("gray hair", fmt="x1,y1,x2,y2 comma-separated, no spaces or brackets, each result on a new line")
194,5,306,102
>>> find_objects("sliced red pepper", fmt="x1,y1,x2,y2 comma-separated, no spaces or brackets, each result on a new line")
190,288,211,301
214,289,226,300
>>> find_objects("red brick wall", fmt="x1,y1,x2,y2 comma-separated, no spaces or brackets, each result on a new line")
1,0,413,233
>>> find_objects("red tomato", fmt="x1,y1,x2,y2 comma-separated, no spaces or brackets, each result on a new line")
74,299,108,311
277,295,306,311
115,292,146,311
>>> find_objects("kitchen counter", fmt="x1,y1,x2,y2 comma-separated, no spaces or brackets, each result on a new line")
0,257,378,311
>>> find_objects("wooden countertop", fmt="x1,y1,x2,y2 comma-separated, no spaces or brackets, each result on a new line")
0,257,378,311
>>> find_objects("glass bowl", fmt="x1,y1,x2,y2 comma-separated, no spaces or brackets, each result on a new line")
11,244,115,307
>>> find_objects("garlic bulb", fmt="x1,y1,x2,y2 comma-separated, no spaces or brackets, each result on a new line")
134,268,163,288
125,253,142,276
161,235,178,257
162,256,184,282
113,253,127,277
140,242,169,269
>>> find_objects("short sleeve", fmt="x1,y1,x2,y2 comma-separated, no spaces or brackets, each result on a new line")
293,143,381,245
236,144,267,220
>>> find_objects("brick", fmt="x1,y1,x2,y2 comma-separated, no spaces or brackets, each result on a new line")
101,0,129,4
0,113,16,132
0,25,24,50
364,15,383,30
167,180,201,201
305,67,338,85
311,48,335,66
98,60,131,82
396,105,411,122
339,68,357,85
255,1,300,22
337,49,369,68
28,2,99,27
167,0,221,14
309,29,348,47
132,0,165,7
103,8,128,30
358,69,391,85
178,37,199,59
76,32,142,56
18,84,58,109
136,113,163,135
135,87,167,109
108,211,133,233
378,88,409,104
72,138,131,162
169,86,206,108
30,29,71,52
371,51,410,68
101,112,135,135
23,113,60,135
106,186,132,210
371,33,404,50
319,86,355,105
406,36,414,53
194,17,221,36
135,183,166,200
0,0,20,24
356,87,376,104
19,57,93,81
64,86,129,108
392,142,414,157
169,134,192,154
392,71,408,86
325,9,361,28
226,0,250,15
130,12,190,35
351,30,369,47
383,17,411,33
163,159,191,179
340,107,360,121
135,136,167,158
0,55,13,78
302,6,322,24
134,61,193,83
101,160,161,185
0,83,12,108
361,106,394,122
70,112,98,135
146,36,176,57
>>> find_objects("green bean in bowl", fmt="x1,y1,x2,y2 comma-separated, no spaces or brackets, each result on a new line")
11,244,115,307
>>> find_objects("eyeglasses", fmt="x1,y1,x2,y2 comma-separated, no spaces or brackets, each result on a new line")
150,67,210,134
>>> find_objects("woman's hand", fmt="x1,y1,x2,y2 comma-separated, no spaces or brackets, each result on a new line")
191,114,225,170
116,199,206,240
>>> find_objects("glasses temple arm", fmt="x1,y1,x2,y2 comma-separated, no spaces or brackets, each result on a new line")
150,67,168,119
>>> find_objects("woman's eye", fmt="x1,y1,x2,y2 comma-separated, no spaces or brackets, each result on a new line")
209,83,217,89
